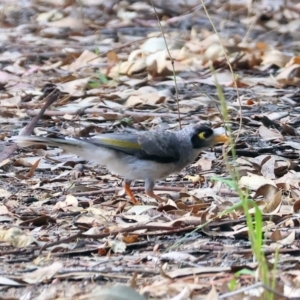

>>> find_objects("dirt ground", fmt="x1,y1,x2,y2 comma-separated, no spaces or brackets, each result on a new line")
0,0,300,299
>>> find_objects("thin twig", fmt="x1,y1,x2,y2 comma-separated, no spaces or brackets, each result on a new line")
219,282,288,299
41,224,184,250
72,186,238,197
25,108,185,120
72,185,183,197
200,0,242,143
149,0,181,128
0,89,60,163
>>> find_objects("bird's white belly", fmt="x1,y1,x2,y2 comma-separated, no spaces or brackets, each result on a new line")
106,154,176,180
84,146,200,181
72,146,175,180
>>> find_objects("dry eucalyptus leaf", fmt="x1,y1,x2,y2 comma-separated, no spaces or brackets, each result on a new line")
254,184,278,201
258,125,283,141
86,284,146,300
270,230,295,249
262,190,282,214
0,227,36,247
22,262,63,284
239,174,276,190
107,240,127,253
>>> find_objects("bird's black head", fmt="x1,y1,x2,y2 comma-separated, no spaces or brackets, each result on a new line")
191,125,228,149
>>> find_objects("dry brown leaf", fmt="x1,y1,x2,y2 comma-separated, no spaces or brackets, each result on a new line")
239,174,276,190
261,50,291,68
62,50,103,71
122,235,139,244
259,125,283,141
107,50,119,64
270,230,295,249
262,190,282,214
261,156,276,179
204,285,219,300
141,37,171,53
254,184,279,201
169,287,191,300
0,205,9,215
108,61,134,78
275,171,300,186
107,240,126,253
294,200,300,213
57,77,91,97
283,141,300,150
0,189,12,199
49,16,85,30
14,158,33,167
126,93,165,107
87,285,146,300
204,43,224,61
160,251,197,262
0,276,23,287
276,59,300,87
25,158,41,178
192,156,212,171
54,194,79,211
0,227,36,248
270,229,283,242
128,60,147,75
22,262,63,284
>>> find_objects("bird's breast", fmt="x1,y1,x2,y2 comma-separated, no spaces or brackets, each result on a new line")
173,147,201,171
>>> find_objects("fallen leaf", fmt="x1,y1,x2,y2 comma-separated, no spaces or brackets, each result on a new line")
22,262,63,284
239,174,276,190
259,125,283,141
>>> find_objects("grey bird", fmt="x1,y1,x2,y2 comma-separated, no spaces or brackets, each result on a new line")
14,124,229,204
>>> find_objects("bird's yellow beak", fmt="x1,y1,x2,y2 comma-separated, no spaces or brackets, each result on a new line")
212,134,229,144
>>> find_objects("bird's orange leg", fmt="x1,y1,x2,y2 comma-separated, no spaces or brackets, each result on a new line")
123,180,140,205
145,180,165,202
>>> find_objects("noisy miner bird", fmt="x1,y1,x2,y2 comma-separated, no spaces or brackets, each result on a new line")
14,124,228,204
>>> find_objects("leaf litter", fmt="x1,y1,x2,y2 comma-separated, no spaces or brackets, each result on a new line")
1,0,300,299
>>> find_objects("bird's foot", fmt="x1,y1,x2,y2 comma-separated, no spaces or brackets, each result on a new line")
123,181,140,205
145,190,166,203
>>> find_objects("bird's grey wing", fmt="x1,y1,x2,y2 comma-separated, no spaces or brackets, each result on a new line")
88,131,180,163
137,131,180,163
87,133,141,155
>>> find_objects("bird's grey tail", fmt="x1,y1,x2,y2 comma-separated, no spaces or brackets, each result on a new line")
12,136,92,157
12,136,79,148
12,135,114,163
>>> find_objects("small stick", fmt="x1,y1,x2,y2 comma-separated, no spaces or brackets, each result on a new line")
25,108,185,120
0,89,60,163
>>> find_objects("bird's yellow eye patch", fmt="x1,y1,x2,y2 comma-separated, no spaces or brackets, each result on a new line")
198,132,207,140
